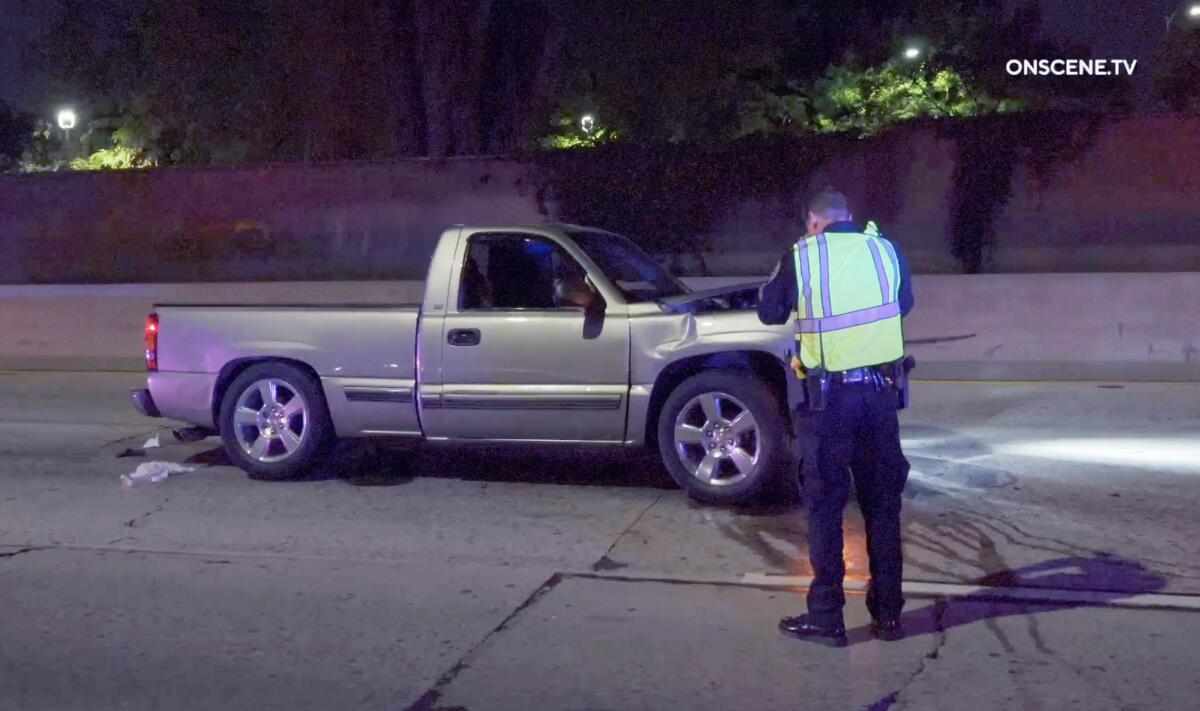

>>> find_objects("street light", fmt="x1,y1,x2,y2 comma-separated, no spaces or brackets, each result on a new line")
898,38,931,63
1167,3,1200,35
57,108,76,131
580,114,595,134
56,108,78,159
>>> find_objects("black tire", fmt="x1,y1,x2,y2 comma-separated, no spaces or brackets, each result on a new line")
218,362,336,480
657,369,789,505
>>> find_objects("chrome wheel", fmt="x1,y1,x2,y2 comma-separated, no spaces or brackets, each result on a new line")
673,391,760,487
232,378,309,463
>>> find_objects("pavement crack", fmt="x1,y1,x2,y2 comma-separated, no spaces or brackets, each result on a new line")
404,572,565,711
0,547,35,559
123,499,169,530
874,598,949,711
592,493,662,572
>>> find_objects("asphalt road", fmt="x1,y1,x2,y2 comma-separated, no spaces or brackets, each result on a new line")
2,371,1199,710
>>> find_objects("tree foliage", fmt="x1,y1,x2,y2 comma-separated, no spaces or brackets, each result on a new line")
31,0,562,163
884,0,1131,113
808,64,1021,136
25,0,1143,165
739,63,1020,139
546,0,794,145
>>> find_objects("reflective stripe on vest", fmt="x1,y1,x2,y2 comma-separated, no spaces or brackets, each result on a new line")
791,224,905,371
796,301,901,333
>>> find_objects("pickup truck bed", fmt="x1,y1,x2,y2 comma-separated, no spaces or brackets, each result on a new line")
147,304,422,438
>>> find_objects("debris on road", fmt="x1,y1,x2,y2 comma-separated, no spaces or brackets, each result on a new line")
172,426,211,443
121,461,194,488
115,432,163,459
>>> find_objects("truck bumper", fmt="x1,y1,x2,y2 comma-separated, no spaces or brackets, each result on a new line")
131,388,162,418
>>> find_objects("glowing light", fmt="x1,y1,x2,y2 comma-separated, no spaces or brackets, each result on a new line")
903,47,921,60
57,108,77,130
580,114,595,134
1189,4,1200,18
998,438,1200,474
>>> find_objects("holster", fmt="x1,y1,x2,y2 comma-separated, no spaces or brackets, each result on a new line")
892,355,916,410
804,367,830,412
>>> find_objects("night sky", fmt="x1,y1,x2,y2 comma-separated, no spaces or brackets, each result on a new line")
0,0,1184,115
2,0,54,109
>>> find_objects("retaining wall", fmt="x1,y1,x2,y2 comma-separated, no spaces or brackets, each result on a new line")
3,116,1200,283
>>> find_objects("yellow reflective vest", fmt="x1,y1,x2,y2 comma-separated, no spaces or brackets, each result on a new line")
792,222,905,372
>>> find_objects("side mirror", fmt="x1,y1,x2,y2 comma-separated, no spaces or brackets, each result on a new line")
553,278,598,310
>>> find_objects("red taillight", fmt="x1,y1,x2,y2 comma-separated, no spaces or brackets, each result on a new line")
144,313,159,371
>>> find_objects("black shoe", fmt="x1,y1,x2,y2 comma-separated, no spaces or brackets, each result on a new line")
778,614,847,647
871,617,904,642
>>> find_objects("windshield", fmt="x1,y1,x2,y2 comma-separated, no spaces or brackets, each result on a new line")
567,230,688,303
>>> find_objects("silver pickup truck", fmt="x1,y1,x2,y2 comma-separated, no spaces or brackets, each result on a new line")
132,224,794,504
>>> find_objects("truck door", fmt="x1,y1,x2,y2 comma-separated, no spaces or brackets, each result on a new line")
419,231,630,442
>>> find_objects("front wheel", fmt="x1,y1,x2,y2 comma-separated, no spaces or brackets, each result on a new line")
657,370,790,505
218,362,335,480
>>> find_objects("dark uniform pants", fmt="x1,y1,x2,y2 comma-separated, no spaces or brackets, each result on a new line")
797,381,910,626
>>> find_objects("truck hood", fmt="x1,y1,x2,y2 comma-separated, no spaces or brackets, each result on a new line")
656,282,764,312
651,280,789,345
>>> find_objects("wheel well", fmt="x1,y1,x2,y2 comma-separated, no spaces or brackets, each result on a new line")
211,357,324,427
644,351,788,447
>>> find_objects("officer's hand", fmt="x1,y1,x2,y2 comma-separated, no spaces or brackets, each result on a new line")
790,355,806,379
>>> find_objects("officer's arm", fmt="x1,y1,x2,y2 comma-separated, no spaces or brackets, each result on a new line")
756,251,796,325
893,242,915,317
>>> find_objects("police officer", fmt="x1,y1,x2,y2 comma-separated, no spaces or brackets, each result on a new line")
757,188,914,646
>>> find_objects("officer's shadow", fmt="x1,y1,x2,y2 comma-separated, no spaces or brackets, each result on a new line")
843,554,1168,646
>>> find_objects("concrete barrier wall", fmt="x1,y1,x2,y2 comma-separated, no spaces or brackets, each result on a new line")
902,273,1200,381
691,116,1200,276
0,160,546,284
4,116,1200,283
0,281,428,371
2,275,1197,381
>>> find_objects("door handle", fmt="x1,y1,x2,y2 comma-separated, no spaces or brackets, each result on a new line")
447,328,481,347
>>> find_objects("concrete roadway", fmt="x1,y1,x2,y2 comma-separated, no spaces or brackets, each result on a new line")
2,371,1199,710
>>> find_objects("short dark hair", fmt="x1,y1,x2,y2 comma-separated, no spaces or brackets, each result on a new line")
807,188,850,218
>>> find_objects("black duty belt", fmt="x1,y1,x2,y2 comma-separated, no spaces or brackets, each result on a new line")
830,366,893,384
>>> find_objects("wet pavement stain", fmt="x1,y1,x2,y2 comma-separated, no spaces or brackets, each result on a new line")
716,521,798,571
591,556,628,572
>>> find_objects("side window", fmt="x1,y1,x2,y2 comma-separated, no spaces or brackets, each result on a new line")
459,234,586,310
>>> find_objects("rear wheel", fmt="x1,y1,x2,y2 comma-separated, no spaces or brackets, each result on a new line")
218,362,335,480
657,370,789,505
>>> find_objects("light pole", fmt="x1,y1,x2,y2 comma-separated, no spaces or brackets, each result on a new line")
57,108,77,159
